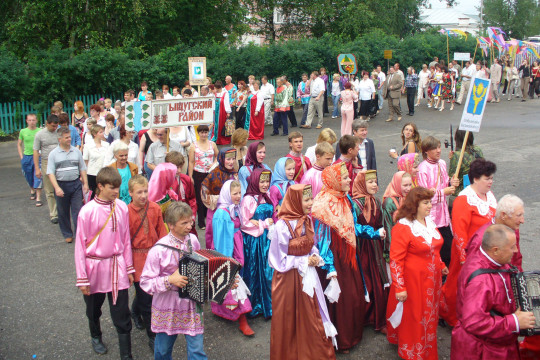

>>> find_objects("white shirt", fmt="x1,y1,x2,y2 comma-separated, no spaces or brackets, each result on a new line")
83,140,110,176
260,83,275,99
377,71,386,89
358,79,376,100
173,94,183,99
461,66,475,82
418,70,431,87
252,90,265,112
475,69,488,79
163,92,173,99
310,77,325,97
359,139,368,168
331,81,341,96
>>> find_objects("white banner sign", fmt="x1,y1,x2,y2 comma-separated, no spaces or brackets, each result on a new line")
125,97,215,132
459,77,491,132
454,52,471,61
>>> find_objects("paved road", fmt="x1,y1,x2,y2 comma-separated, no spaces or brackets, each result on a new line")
1,97,539,359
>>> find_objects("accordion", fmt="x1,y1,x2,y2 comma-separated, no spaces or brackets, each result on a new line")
178,249,241,305
511,271,540,336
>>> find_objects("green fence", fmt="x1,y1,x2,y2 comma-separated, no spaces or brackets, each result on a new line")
0,78,302,134
0,93,121,134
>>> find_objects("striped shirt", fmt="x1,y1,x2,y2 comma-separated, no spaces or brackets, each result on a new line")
47,146,86,181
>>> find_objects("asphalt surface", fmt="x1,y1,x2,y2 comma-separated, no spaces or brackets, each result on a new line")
1,95,539,360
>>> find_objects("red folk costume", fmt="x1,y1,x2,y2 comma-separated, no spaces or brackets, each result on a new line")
440,186,497,326
451,246,520,360
128,201,168,282
286,151,312,183
246,91,265,140
211,90,232,145
386,218,445,360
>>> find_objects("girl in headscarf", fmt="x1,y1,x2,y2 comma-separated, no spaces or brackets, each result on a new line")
398,152,420,187
201,148,238,249
240,168,275,318
351,170,388,333
238,141,271,195
211,180,254,336
382,171,413,253
269,157,296,219
269,184,337,359
312,162,370,352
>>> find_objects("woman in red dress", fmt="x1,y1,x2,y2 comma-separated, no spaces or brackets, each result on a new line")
245,80,265,140
440,158,497,326
386,187,448,360
210,80,232,145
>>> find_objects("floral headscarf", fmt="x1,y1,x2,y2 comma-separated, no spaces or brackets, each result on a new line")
202,148,237,195
311,163,356,267
398,153,420,187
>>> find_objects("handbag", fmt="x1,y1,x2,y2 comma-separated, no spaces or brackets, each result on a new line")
221,118,235,137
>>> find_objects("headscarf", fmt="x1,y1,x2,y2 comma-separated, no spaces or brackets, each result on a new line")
244,141,264,169
383,171,407,208
217,180,240,219
148,163,179,202
278,184,314,240
311,163,356,266
352,171,379,224
202,147,237,195
271,157,295,190
245,167,272,205
398,153,420,187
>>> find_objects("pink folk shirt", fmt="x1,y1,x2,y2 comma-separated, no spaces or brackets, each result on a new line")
75,198,134,304
300,164,324,198
140,233,204,336
417,159,451,228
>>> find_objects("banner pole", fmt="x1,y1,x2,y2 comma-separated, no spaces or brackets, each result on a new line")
166,128,170,152
453,131,470,180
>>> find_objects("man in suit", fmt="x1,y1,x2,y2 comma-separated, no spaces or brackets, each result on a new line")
383,67,402,122
335,120,377,170
489,58,502,103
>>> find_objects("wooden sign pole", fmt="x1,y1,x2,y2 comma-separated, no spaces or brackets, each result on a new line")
472,42,478,63
447,34,450,65
452,130,470,180
166,128,170,152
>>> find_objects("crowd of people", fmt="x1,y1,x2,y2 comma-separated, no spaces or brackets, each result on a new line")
15,56,540,360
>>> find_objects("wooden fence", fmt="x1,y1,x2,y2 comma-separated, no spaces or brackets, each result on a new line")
0,78,302,134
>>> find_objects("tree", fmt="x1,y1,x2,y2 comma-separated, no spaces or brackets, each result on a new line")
482,0,540,39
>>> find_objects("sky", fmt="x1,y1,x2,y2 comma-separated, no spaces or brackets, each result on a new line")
428,0,481,15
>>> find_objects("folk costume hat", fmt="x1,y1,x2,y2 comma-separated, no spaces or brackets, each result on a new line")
278,184,314,240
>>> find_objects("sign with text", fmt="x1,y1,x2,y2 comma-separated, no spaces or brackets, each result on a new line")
125,97,214,132
337,54,358,74
454,52,471,61
384,50,393,59
459,77,491,132
188,57,207,86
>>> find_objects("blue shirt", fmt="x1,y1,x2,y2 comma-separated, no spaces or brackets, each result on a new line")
67,125,81,147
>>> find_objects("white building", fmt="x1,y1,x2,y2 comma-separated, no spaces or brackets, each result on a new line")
420,7,480,36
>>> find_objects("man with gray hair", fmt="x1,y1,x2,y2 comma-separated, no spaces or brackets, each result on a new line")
451,224,535,359
334,120,377,170
47,126,88,243
466,194,525,270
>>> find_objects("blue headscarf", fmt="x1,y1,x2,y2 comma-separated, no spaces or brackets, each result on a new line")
270,157,296,190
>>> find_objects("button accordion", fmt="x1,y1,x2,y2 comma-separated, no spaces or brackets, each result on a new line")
178,249,241,305
511,271,540,336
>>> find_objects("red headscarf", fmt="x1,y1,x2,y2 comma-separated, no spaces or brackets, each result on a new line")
311,163,356,267
352,171,378,224
278,184,314,240
244,141,265,168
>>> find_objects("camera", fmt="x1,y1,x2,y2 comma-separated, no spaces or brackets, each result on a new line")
444,139,449,148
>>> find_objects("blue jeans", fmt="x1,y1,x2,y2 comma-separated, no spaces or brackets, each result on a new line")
144,162,153,180
154,333,207,360
378,89,384,110
332,95,340,117
21,155,42,189
55,180,83,239
300,103,309,125
272,111,288,135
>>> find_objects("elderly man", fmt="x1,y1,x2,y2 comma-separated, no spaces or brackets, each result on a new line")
302,71,326,129
456,61,476,105
466,194,525,271
451,224,536,360
383,67,403,122
145,128,181,171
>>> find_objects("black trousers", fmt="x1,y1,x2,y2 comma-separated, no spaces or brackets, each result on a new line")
437,225,453,268
84,289,131,337
132,281,155,338
353,101,358,119
192,170,208,228
406,87,417,114
235,107,246,129
359,100,371,117
301,103,309,125
323,89,329,114
287,107,297,127
87,175,97,200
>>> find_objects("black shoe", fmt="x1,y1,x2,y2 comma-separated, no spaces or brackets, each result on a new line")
132,313,144,330
91,337,107,355
118,333,133,360
51,218,59,224
270,133,279,136
291,125,297,128
281,133,288,136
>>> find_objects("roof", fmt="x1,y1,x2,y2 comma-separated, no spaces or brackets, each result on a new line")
420,8,479,26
